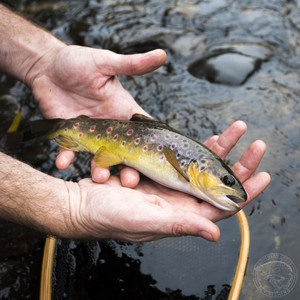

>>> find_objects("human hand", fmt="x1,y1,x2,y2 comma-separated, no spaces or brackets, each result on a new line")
27,45,167,184
65,120,270,242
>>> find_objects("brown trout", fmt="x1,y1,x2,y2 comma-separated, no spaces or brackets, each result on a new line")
29,114,247,211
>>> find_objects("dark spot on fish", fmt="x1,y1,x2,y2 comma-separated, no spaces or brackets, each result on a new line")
176,152,182,159
186,150,192,156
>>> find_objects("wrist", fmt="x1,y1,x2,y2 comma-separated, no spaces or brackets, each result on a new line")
0,4,65,85
0,152,73,236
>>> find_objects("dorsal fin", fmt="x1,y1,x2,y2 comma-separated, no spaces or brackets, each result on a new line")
130,114,175,131
130,114,154,122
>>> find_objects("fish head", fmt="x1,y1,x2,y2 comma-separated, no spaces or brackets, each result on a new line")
187,158,247,211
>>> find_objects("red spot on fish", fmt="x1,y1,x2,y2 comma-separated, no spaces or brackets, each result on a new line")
127,130,133,136
96,134,101,140
107,127,113,134
74,123,79,129
176,152,182,159
160,154,165,161
64,128,68,132
157,145,163,152
151,135,157,141
171,143,176,149
121,141,126,147
79,132,83,137
135,138,141,145
89,126,96,132
143,145,148,152
113,134,118,141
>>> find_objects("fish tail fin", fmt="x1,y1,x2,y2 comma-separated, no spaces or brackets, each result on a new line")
23,118,64,141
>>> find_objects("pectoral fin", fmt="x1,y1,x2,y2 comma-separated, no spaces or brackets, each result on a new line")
94,146,122,167
163,147,189,182
54,135,87,151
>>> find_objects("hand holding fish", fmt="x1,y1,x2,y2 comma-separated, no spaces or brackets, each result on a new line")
26,44,167,186
62,121,270,242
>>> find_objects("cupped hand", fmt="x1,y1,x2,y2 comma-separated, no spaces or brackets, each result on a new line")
65,120,270,242
28,45,167,184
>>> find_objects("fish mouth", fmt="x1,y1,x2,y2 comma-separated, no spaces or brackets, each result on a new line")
226,194,247,203
214,193,248,212
205,194,241,212
207,188,247,211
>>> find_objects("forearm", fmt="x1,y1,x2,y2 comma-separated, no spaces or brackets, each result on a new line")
0,4,65,84
0,152,72,236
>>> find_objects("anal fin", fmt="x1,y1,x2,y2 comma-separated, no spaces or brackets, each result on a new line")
94,146,123,167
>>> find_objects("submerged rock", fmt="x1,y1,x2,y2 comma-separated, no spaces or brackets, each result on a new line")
188,43,273,86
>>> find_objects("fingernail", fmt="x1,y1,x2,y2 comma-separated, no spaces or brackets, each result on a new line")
198,231,214,241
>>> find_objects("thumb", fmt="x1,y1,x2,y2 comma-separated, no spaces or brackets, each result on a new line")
102,49,167,76
163,210,221,242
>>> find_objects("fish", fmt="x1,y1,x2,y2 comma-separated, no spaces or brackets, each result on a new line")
28,114,247,211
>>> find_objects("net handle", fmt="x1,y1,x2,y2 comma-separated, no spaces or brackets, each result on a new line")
228,210,250,300
40,236,57,300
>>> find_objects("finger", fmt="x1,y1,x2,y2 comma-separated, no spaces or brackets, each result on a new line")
241,172,271,205
231,140,267,183
119,166,140,188
91,160,110,183
55,148,75,170
164,210,221,241
143,197,220,241
126,202,221,242
203,135,219,148
209,121,247,159
103,49,167,76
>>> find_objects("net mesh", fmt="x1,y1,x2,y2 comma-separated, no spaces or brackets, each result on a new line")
51,218,240,300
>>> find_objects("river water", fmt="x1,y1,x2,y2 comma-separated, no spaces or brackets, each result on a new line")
0,0,299,299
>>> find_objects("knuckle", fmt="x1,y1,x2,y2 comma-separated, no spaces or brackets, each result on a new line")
171,223,186,236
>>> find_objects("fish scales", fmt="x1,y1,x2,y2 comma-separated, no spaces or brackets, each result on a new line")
29,115,247,211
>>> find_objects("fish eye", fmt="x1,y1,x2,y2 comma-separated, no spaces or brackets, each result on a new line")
221,174,236,187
